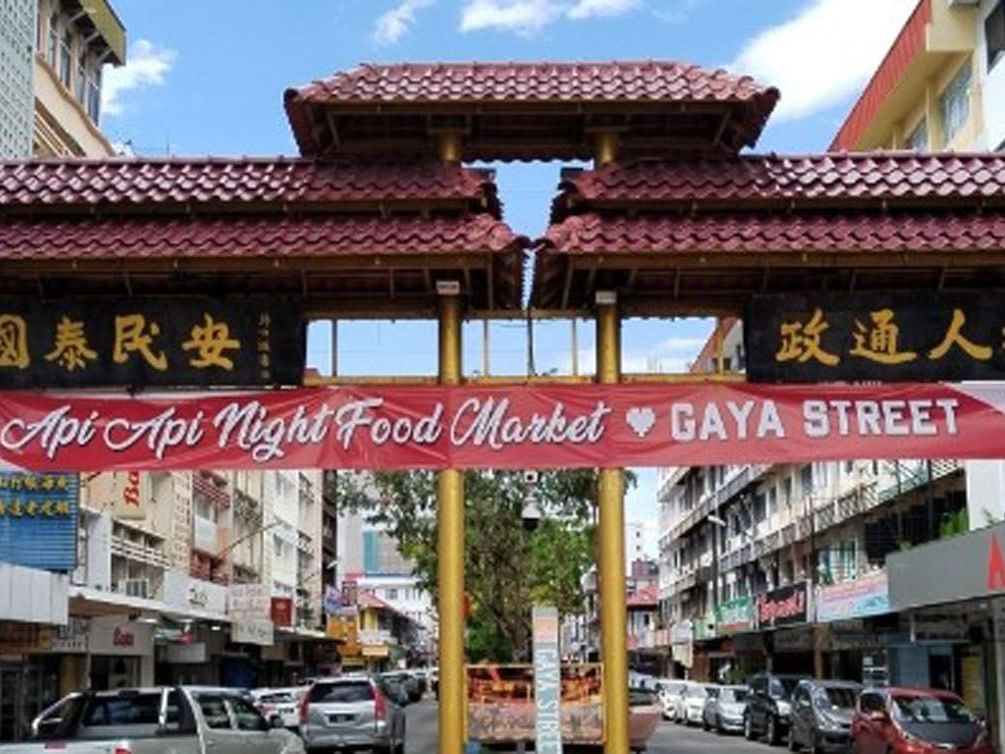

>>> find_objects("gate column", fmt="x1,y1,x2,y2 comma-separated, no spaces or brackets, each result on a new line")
437,289,465,754
596,292,629,754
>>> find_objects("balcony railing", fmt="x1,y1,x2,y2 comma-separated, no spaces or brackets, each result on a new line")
111,535,171,569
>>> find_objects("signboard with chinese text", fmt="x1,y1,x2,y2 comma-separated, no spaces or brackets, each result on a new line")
746,293,1005,382
532,606,563,754
756,582,808,629
716,596,754,635
0,296,304,388
815,571,890,623
0,472,77,571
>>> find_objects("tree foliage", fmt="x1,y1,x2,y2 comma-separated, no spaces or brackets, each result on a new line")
337,469,624,662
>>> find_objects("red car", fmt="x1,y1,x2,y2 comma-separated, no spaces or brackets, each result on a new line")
852,686,992,754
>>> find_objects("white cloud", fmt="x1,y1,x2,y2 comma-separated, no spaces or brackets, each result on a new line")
373,0,435,45
460,0,640,34
653,0,702,24
557,334,709,375
102,39,176,117
729,0,916,122
567,0,641,20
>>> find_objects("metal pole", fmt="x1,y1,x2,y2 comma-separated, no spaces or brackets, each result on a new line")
437,293,465,754
596,296,629,754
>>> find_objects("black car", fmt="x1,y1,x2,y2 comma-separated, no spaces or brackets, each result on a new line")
788,679,861,752
744,672,809,745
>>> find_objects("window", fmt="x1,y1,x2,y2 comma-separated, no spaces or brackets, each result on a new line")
860,692,885,714
987,2,1005,71
47,13,59,64
76,52,88,102
196,695,232,730
227,696,267,732
308,681,374,704
907,119,928,151
799,465,813,496
387,588,398,600
60,28,73,89
941,62,972,144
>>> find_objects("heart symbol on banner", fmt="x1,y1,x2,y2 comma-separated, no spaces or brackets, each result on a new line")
625,407,656,438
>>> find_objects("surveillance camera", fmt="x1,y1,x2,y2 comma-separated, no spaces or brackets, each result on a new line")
523,470,540,485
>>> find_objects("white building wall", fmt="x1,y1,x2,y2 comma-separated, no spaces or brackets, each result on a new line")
0,0,35,157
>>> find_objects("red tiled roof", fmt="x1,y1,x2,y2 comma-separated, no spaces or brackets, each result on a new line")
831,0,929,150
555,152,1005,218
627,584,660,608
357,590,394,611
541,211,1005,255
0,158,496,214
291,61,775,106
0,214,526,261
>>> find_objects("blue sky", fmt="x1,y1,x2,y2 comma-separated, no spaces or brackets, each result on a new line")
100,0,917,553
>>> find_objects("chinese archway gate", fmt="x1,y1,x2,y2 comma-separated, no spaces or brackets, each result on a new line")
6,61,1005,754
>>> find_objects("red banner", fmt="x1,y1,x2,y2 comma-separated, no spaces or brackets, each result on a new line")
0,383,1000,471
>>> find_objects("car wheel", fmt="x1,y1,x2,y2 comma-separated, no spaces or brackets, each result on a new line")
766,714,778,745
744,713,755,740
788,725,799,751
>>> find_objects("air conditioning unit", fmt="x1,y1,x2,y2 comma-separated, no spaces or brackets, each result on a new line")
118,578,150,599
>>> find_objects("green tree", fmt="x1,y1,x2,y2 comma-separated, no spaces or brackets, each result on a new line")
337,469,621,662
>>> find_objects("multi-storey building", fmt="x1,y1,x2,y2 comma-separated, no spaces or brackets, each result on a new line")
1,0,125,159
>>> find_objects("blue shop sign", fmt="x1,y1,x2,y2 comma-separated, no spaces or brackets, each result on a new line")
0,472,78,572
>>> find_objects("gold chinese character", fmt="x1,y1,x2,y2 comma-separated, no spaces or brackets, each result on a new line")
0,502,8,516
929,309,992,361
41,477,55,491
25,501,37,517
40,501,53,517
45,316,97,372
776,308,840,366
182,314,240,370
54,500,70,516
55,476,68,491
0,315,29,369
850,309,917,365
113,314,167,371
10,501,22,517
23,477,37,491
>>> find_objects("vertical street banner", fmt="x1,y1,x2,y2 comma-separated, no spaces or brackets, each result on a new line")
533,605,563,754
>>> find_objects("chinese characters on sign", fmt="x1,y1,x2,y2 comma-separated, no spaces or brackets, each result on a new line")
0,472,78,572
746,294,1005,382
0,297,304,388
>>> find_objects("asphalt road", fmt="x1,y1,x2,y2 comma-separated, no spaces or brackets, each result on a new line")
405,701,790,754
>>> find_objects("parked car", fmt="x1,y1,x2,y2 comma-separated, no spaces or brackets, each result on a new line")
682,684,717,726
657,680,686,721
851,686,992,754
667,680,703,723
745,672,809,745
16,686,303,754
704,684,749,734
251,687,307,731
788,679,861,752
381,671,422,703
300,677,406,754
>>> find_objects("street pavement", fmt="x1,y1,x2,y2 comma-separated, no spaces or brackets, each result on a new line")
405,701,790,754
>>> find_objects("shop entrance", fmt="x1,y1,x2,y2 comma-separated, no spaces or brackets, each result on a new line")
0,659,59,742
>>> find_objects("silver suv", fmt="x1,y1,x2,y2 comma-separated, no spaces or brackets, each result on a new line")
300,677,406,754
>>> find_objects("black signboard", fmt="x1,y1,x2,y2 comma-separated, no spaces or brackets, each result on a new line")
0,297,304,388
755,582,807,629
746,293,1005,382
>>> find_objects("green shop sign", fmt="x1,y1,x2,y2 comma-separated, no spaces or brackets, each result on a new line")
716,596,754,635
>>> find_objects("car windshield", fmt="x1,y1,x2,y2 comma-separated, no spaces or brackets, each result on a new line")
688,686,708,699
814,687,858,710
82,693,163,726
721,688,748,703
308,682,374,704
705,686,720,698
892,695,974,724
257,692,295,704
770,678,799,700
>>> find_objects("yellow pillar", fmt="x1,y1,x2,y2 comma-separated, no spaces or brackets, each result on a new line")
437,292,465,754
596,294,629,754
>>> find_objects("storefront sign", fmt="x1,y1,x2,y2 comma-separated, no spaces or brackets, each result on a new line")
822,621,884,651
51,617,89,653
359,629,392,645
0,382,1002,471
163,571,227,616
911,614,969,642
815,571,891,622
113,471,144,520
229,584,270,619
671,620,693,645
0,472,77,571
0,623,52,653
324,585,342,615
772,626,814,653
532,606,563,754
89,617,153,656
889,520,1005,611
163,642,207,664
271,597,293,627
746,293,1005,382
716,596,754,635
231,620,274,646
0,296,304,388
756,582,808,629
